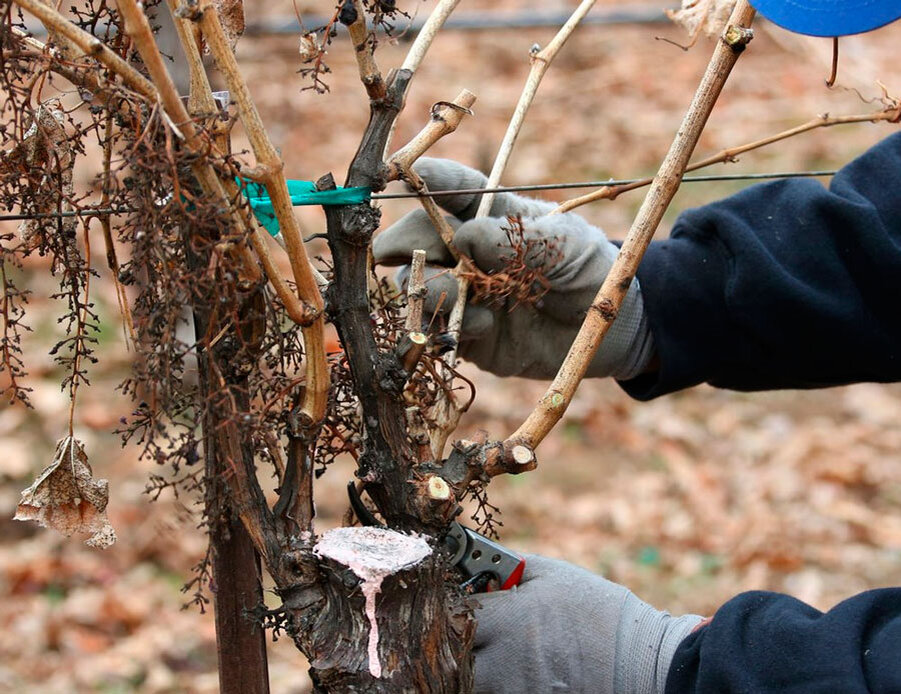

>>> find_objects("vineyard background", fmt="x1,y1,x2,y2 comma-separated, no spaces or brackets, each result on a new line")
2,1,900,691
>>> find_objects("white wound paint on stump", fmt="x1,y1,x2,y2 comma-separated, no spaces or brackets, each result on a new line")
314,526,431,678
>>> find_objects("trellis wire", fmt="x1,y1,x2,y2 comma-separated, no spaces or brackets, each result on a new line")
0,170,839,222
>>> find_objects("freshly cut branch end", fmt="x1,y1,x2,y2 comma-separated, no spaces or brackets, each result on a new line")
510,445,535,466
427,475,452,500
723,24,754,50
386,89,477,181
399,331,429,373
480,441,538,479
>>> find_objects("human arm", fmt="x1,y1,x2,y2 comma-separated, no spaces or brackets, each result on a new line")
376,134,901,396
666,589,901,693
473,554,901,694
472,554,703,694
623,131,901,399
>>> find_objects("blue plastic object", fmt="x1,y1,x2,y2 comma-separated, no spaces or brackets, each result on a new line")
751,0,901,37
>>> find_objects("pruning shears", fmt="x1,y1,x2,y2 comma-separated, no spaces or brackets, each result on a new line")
347,482,525,593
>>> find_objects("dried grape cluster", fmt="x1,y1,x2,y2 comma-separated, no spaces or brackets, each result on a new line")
1,0,491,549
297,0,408,92
1,2,304,527
462,215,564,311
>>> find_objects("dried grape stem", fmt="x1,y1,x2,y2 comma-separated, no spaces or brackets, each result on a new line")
103,0,262,296
428,275,469,459
553,104,901,213
99,114,136,347
197,0,329,425
13,0,157,99
68,223,92,436
116,1,261,286
508,1,757,451
112,0,279,560
160,0,313,327
7,29,134,139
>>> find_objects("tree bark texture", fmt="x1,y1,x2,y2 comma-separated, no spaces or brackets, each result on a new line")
283,554,473,693
209,507,271,694
290,68,474,690
188,234,271,694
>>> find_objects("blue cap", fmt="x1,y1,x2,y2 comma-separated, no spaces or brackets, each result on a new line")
751,0,901,36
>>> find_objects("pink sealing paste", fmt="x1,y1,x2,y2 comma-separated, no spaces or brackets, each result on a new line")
314,526,431,678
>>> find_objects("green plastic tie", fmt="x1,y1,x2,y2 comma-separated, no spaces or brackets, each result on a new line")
239,178,372,237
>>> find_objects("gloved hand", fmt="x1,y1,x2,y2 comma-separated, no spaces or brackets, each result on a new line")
373,158,654,379
472,555,704,694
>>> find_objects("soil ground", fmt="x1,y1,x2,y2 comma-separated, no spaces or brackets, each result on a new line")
2,1,900,691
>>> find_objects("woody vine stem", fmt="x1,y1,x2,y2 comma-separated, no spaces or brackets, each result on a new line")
7,0,899,690
508,0,757,452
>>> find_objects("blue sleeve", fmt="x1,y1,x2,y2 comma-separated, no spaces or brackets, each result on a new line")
665,589,901,694
621,132,901,400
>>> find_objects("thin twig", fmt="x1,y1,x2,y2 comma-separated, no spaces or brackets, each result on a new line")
386,90,477,180
400,0,462,74
476,0,596,218
405,249,427,332
12,0,157,99
507,1,757,453
345,0,386,100
383,0,461,155
68,221,92,437
403,169,458,253
825,36,839,88
554,103,900,214
427,275,468,459
430,1,597,459
98,113,136,347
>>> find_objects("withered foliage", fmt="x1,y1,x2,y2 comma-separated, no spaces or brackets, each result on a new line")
297,0,408,93
462,215,563,311
1,0,490,597
1,1,312,543
14,436,116,549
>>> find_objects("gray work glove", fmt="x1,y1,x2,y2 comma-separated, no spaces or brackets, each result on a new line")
373,159,654,379
473,555,704,694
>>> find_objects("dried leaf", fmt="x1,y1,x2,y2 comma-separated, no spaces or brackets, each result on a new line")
213,0,245,51
666,0,737,42
14,436,116,549
12,100,76,250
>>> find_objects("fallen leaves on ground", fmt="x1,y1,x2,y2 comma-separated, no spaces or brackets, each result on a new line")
1,1,900,691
